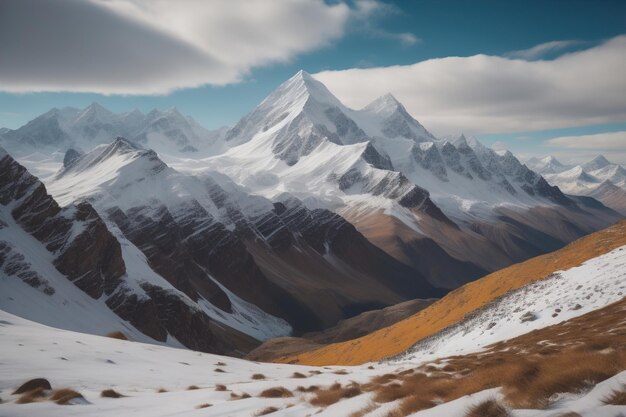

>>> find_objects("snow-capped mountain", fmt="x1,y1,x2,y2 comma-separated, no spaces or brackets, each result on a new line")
526,155,570,174
43,138,443,336
536,155,626,214
0,147,291,355
0,103,223,158
2,71,622,292
169,71,620,283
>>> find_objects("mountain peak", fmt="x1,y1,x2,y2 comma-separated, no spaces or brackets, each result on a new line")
363,93,404,115
583,155,611,171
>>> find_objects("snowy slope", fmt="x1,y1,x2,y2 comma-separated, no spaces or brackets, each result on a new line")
392,244,626,364
0,304,624,417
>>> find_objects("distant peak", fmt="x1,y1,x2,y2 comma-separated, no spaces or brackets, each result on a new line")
363,93,406,116
110,136,141,151
541,155,563,165
293,69,313,80
583,154,611,171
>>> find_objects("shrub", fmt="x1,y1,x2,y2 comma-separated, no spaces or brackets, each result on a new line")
291,372,307,378
187,385,200,390
16,387,46,404
256,406,279,415
156,388,168,393
259,387,293,398
101,389,124,398
310,383,362,407
252,373,266,380
196,403,212,409
105,331,128,340
603,385,626,405
215,384,228,391
50,388,84,405
464,399,510,417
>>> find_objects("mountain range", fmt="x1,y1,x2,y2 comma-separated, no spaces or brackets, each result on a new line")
0,70,623,356
527,154,626,215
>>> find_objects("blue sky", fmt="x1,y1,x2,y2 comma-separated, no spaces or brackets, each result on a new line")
1,0,625,162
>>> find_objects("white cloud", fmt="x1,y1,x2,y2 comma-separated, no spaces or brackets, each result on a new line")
313,36,626,135
546,131,626,149
350,0,420,46
0,0,353,94
505,40,585,60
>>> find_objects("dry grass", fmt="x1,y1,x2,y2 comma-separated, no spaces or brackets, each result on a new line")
333,369,349,375
555,413,582,417
214,368,226,373
101,389,124,398
215,361,226,366
259,387,293,398
291,372,307,378
50,388,84,405
349,401,378,417
16,387,47,404
156,388,168,393
230,392,251,400
251,373,266,380
282,221,626,365
13,378,51,395
256,406,279,415
310,382,362,407
186,385,200,390
295,385,319,392
464,399,510,417
196,403,212,409
354,298,626,416
603,385,626,405
105,331,128,340
215,384,228,391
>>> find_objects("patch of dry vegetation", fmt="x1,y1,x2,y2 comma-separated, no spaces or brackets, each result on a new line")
255,406,279,415
186,385,200,390
105,331,128,340
603,385,626,405
464,399,510,417
101,389,124,398
49,388,83,405
16,387,47,404
215,384,228,391
251,373,266,380
259,387,293,398
291,372,307,378
196,403,212,409
309,382,362,407
356,298,626,416
156,387,168,393
230,392,251,400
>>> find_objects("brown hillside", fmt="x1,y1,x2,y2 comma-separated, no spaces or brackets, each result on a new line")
279,220,626,365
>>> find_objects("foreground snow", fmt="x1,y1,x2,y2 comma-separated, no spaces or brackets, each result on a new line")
1,310,625,417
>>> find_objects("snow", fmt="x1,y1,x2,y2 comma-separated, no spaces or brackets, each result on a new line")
0,307,624,417
392,244,626,364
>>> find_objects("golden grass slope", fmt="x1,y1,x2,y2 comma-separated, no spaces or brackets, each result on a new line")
280,220,626,366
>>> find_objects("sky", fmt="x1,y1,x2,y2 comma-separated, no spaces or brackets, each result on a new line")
0,0,625,163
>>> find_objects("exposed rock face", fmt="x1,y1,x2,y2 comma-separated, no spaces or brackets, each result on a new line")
0,149,235,355
0,151,125,298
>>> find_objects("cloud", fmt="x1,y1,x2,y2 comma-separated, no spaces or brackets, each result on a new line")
0,0,353,94
545,131,626,149
313,36,626,135
350,0,420,46
505,40,585,60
